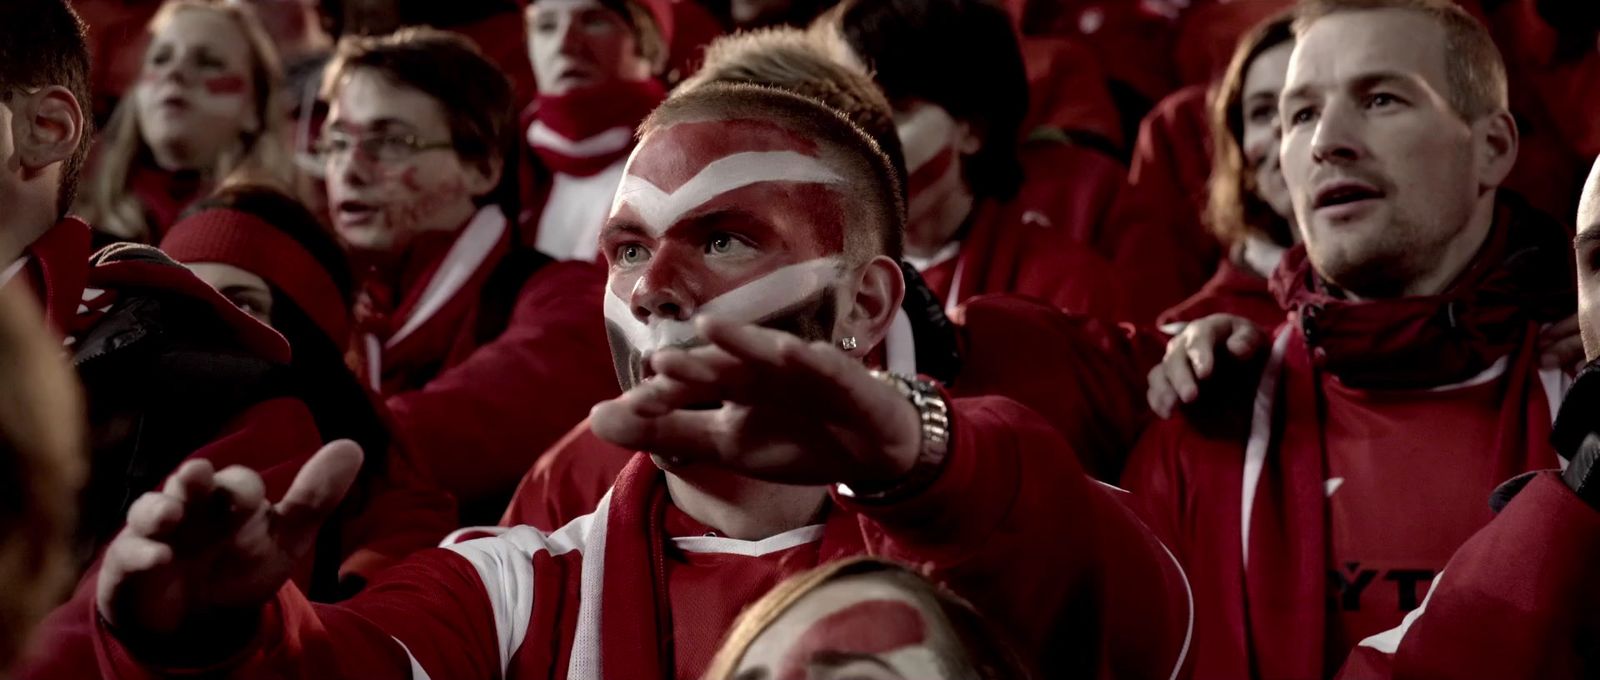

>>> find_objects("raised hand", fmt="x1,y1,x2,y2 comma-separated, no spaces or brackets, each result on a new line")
1148,314,1266,418
97,441,363,646
589,317,922,487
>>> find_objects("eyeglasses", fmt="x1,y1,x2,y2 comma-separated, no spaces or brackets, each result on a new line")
313,131,454,164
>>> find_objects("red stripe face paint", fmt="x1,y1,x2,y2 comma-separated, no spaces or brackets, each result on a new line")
906,145,956,201
203,74,248,96
778,599,930,680
600,116,858,387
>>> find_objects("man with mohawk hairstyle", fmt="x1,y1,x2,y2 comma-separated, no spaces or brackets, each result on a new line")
88,83,1192,680
498,27,1149,533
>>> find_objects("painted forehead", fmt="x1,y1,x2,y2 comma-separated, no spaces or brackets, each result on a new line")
611,117,853,237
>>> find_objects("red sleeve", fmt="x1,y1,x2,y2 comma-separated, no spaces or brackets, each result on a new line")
386,262,621,509
187,397,323,504
1037,243,1131,322
1337,472,1600,679
500,420,634,531
92,550,506,680
1119,415,1191,552
841,396,1193,679
1018,142,1127,252
1107,86,1221,324
337,437,461,583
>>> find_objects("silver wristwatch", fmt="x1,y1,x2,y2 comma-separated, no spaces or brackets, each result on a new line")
836,370,952,502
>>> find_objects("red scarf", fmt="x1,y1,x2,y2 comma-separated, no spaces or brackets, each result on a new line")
19,217,92,335
352,208,511,394
1245,195,1573,678
523,79,666,178
126,162,205,243
1269,196,1574,389
596,456,866,677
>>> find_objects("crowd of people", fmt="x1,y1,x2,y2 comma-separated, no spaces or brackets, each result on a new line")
0,0,1597,677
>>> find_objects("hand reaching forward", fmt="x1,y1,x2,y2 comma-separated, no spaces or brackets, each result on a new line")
97,441,363,645
1147,314,1266,419
590,318,923,487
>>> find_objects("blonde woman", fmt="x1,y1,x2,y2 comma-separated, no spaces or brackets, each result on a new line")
702,557,1032,680
80,0,293,244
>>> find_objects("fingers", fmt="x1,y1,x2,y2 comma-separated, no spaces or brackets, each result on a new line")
105,534,176,575
590,395,722,455
1539,315,1584,370
274,440,363,529
1225,322,1266,358
1540,314,1581,341
1147,365,1178,419
125,492,186,539
1541,334,1585,370
699,316,811,368
213,465,268,519
161,458,217,503
650,344,745,394
97,530,175,628
1158,341,1200,405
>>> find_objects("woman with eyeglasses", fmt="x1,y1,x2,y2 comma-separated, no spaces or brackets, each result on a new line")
79,0,296,246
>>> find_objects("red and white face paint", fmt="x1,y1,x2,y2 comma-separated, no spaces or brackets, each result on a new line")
731,576,954,680
893,101,972,253
600,117,854,388
323,68,482,254
135,8,259,171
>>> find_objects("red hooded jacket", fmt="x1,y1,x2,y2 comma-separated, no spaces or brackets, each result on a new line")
1123,196,1576,679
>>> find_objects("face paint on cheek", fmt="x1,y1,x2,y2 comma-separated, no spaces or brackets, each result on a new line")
778,599,929,680
399,166,426,193
906,144,956,200
602,257,845,389
374,165,469,234
203,74,248,96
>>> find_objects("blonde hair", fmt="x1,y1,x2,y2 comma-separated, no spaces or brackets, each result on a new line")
0,287,84,672
676,27,908,207
701,557,1031,680
80,0,293,243
1205,13,1296,249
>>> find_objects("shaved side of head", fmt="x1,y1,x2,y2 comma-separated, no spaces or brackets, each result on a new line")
676,27,908,207
639,83,905,262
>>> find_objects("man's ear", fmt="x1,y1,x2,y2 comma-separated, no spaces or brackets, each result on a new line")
1475,108,1519,192
466,154,505,199
16,86,84,175
836,255,906,358
955,119,983,156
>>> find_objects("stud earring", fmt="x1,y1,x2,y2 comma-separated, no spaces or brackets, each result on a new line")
839,336,858,351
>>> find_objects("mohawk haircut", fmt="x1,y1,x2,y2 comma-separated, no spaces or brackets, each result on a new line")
640,83,905,262
676,28,909,212
0,0,92,218
1294,0,1508,121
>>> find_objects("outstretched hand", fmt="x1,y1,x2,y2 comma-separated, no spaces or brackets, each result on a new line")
590,317,922,487
1147,314,1266,418
97,441,363,644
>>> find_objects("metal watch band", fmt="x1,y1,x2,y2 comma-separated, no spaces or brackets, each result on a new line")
836,370,952,503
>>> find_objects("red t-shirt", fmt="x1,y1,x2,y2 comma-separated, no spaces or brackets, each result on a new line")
1321,365,1509,654
664,506,827,678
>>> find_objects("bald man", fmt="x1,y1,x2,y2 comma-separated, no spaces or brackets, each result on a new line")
89,85,1192,679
